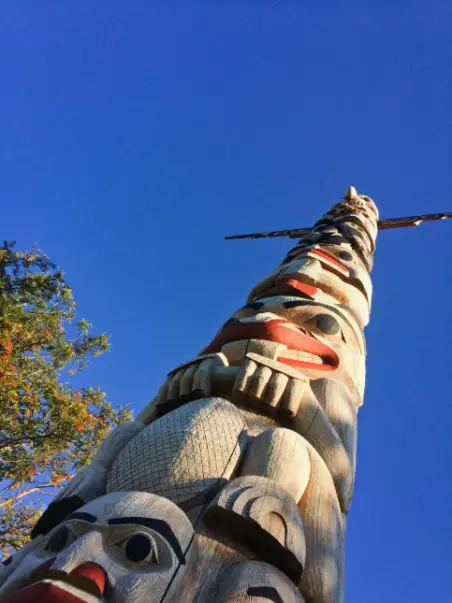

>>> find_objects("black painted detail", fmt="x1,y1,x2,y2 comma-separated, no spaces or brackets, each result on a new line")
67,512,97,523
246,301,265,309
46,526,70,552
247,586,284,603
313,218,336,229
108,517,186,564
315,313,340,335
282,300,304,308
30,495,85,539
319,234,346,245
267,298,363,353
338,250,353,261
222,317,239,328
204,506,303,584
124,533,154,563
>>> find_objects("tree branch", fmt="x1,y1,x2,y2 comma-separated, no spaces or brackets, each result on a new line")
0,483,56,508
0,433,73,451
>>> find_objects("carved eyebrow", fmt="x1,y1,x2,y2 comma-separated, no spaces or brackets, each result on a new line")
280,299,363,350
247,586,284,603
67,512,97,523
107,517,185,564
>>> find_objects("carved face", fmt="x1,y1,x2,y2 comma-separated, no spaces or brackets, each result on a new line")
0,492,194,603
201,295,365,396
250,241,374,326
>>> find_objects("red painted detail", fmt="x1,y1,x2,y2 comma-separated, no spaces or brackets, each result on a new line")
71,563,106,595
201,319,339,370
308,249,349,274
0,562,107,603
309,247,338,262
0,582,86,603
357,208,370,219
280,279,318,298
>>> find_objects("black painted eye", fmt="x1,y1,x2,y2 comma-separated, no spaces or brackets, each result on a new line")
46,526,71,553
123,533,155,563
2,556,13,566
322,234,345,244
315,314,340,335
246,301,265,309
282,300,305,308
338,250,353,261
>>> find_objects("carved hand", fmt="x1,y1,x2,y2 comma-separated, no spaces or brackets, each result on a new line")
138,353,234,423
164,352,230,400
139,351,308,423
233,352,308,418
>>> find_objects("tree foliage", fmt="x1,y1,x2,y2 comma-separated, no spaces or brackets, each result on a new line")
0,241,132,560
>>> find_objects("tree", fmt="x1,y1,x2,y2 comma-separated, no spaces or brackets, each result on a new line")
0,241,132,560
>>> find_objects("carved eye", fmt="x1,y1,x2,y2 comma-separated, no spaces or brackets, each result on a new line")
119,533,156,564
245,301,265,310
304,313,345,343
46,525,74,553
338,250,353,261
315,314,340,335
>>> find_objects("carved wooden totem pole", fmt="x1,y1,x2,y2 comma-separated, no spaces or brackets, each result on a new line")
0,187,379,603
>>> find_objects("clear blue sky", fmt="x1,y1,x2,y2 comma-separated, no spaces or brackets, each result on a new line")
1,3,451,601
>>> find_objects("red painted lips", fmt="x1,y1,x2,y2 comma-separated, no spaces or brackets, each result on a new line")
202,318,339,371
0,563,106,603
1,582,91,603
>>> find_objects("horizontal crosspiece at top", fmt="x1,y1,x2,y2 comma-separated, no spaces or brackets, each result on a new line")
225,213,452,240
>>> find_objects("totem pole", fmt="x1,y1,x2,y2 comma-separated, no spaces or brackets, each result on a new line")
0,188,434,603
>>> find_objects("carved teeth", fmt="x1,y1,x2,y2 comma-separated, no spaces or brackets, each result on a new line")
281,349,323,364
246,339,287,359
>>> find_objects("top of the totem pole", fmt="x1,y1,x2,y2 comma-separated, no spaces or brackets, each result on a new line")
224,187,452,240
344,185,358,200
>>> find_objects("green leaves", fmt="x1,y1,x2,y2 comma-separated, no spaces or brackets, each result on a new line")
0,242,132,559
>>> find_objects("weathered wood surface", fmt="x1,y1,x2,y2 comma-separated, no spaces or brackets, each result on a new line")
1,187,378,603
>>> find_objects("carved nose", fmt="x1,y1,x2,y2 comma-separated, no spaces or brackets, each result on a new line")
71,562,107,596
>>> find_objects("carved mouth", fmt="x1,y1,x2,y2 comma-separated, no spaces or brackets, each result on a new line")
202,319,339,371
0,564,106,603
0,582,101,603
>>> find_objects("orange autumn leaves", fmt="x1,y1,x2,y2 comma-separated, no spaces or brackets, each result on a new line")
0,242,132,559
0,336,15,382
